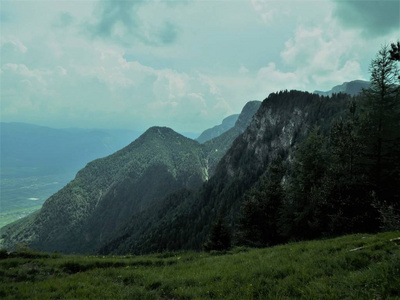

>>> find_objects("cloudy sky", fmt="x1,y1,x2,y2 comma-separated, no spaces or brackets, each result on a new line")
1,0,399,133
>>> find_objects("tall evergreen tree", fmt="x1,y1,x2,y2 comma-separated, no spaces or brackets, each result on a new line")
237,158,285,247
327,99,378,234
203,215,232,251
280,127,330,240
360,44,400,206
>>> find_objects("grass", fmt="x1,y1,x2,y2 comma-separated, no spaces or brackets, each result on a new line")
1,231,399,299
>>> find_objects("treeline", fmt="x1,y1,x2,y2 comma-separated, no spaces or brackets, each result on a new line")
228,43,400,249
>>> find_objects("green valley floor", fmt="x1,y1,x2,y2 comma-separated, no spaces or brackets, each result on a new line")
1,231,399,299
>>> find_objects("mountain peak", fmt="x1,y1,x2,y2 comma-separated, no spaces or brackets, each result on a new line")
140,126,182,139
146,126,175,133
235,100,261,130
314,80,370,96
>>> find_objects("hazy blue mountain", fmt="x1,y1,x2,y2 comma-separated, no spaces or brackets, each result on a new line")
179,132,201,140
0,122,142,220
196,114,239,143
314,80,370,96
1,123,141,174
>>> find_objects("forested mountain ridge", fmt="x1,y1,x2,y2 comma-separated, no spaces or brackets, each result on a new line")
0,102,260,253
0,127,208,253
100,91,351,254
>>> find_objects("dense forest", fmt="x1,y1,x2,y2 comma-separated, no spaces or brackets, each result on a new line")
223,42,400,250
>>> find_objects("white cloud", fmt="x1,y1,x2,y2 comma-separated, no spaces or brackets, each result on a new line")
1,0,397,133
257,62,303,92
277,18,366,91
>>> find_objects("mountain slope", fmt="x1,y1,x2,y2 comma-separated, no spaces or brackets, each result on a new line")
1,127,208,253
1,100,261,253
203,100,261,175
196,114,239,143
101,91,350,254
314,80,370,96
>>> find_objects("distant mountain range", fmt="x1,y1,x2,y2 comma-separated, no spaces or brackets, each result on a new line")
0,123,142,177
196,114,239,143
314,80,370,96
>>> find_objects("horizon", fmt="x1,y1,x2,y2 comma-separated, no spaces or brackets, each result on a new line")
1,0,398,132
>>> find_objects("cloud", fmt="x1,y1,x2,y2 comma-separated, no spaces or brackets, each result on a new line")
257,62,302,91
85,0,179,46
278,24,365,90
0,39,233,131
333,0,400,38
158,21,179,45
1,38,27,55
53,12,74,28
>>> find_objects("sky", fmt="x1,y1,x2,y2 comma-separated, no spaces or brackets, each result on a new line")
1,0,399,133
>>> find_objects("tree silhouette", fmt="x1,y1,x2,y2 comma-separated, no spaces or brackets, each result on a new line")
203,215,232,251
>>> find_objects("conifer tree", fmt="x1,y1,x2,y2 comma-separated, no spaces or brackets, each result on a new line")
327,100,378,233
237,158,285,247
281,127,330,239
360,44,400,205
203,215,232,251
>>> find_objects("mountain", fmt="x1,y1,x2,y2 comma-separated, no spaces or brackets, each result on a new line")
99,91,350,254
1,127,207,253
202,101,261,175
314,80,370,96
196,114,239,143
0,101,260,253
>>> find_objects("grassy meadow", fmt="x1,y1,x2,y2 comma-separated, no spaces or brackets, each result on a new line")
1,231,399,299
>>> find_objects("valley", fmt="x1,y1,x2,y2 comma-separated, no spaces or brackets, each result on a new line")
0,172,74,228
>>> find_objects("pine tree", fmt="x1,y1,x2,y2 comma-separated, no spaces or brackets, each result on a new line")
360,44,400,205
281,127,330,240
327,99,379,234
237,158,285,247
203,215,232,251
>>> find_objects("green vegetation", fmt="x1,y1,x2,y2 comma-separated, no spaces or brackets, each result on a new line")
1,231,399,299
0,206,41,229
